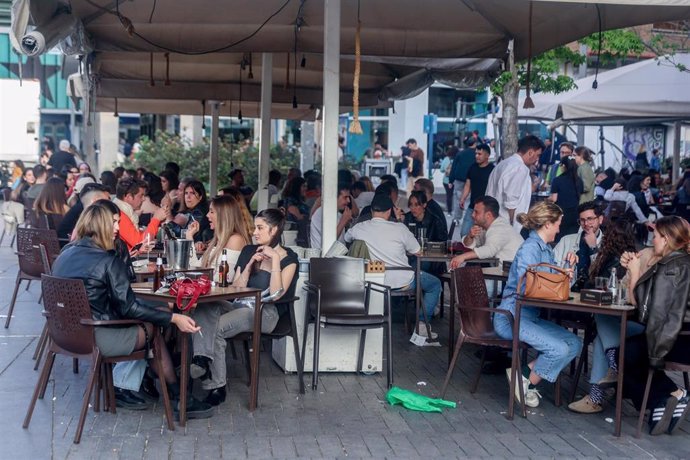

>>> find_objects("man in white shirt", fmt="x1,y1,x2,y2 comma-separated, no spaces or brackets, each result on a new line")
310,183,353,250
485,135,544,232
343,194,441,338
449,196,523,269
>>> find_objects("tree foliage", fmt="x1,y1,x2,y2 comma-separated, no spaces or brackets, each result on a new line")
135,131,300,190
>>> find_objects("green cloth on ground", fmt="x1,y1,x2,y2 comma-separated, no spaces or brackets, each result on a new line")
385,386,456,413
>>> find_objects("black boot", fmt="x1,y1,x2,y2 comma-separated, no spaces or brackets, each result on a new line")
137,373,160,403
115,388,151,410
167,382,214,420
204,386,227,406
190,356,212,381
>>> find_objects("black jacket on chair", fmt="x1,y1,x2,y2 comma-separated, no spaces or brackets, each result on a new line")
634,250,690,368
52,237,172,326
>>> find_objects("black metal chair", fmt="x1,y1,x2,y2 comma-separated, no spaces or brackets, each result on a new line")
302,257,393,390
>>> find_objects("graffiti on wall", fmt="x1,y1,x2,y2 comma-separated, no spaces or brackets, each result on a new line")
622,125,666,161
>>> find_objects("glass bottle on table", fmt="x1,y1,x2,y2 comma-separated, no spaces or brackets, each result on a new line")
218,249,229,287
607,267,618,303
153,257,164,292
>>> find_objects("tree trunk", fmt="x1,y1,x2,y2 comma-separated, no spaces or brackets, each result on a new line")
501,69,519,159
501,41,519,159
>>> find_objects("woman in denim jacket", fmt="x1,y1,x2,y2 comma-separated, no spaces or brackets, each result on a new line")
494,201,582,408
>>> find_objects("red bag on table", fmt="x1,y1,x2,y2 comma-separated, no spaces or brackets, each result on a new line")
169,275,211,311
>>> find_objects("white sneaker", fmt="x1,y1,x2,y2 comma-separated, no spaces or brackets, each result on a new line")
505,368,541,408
416,325,438,339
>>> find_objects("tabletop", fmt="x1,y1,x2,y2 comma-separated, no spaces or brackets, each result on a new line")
516,293,635,315
132,282,261,303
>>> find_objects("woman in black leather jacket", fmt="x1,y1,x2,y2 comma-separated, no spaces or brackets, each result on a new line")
52,201,213,418
620,215,690,435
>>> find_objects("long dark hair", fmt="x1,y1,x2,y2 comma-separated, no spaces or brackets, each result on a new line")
256,208,286,247
180,180,208,212
283,177,306,202
589,219,636,279
562,157,582,194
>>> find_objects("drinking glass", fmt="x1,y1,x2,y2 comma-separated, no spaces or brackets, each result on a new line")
595,277,608,290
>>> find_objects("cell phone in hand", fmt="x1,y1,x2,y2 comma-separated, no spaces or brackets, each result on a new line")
132,242,144,251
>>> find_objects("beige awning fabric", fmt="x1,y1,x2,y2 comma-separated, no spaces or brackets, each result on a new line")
42,0,690,61
519,54,690,125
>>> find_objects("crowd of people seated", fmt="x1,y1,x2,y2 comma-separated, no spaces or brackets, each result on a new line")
4,133,690,435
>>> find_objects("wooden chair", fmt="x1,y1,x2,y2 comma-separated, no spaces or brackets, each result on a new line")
635,331,690,438
23,275,174,444
440,266,529,418
302,257,393,390
234,296,306,398
5,228,60,329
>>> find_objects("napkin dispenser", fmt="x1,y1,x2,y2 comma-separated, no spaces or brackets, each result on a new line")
580,289,613,305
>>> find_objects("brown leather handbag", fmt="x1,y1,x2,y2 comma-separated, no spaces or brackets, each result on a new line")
518,263,570,301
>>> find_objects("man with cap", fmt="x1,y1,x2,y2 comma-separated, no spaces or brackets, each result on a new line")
343,194,442,341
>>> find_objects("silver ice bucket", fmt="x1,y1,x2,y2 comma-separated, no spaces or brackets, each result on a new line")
166,239,192,270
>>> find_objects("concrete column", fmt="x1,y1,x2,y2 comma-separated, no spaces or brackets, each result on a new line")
388,91,428,158
320,0,341,254
257,53,273,211
673,121,681,184
180,115,204,146
301,121,315,172
97,112,119,172
209,102,221,196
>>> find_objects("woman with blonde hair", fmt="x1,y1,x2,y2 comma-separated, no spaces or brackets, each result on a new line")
52,201,213,419
493,201,581,409
186,194,252,396
619,216,690,435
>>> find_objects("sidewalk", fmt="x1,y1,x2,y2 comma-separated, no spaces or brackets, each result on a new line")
0,243,688,459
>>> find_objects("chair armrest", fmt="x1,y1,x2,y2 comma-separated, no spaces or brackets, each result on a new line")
263,295,299,306
455,304,516,326
385,266,415,272
365,280,391,294
302,281,321,294
80,319,145,327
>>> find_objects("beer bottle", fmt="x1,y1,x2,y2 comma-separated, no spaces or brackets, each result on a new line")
218,249,229,287
153,257,164,292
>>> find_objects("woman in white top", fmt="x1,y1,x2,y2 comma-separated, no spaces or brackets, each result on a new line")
604,178,649,224
187,194,251,382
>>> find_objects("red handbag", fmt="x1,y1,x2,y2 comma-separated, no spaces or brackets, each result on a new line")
169,275,211,311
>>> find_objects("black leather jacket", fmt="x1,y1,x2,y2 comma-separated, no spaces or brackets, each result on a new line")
634,250,690,368
52,238,172,325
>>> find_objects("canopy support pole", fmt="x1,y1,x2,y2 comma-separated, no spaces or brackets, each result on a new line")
320,0,341,254
673,121,681,185
258,53,273,211
209,101,220,197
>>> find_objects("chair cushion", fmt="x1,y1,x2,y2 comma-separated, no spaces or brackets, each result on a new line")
320,314,385,326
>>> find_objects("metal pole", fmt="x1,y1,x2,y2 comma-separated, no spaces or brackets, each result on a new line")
320,0,341,254
599,126,600,171
258,53,273,210
209,101,220,196
673,121,681,184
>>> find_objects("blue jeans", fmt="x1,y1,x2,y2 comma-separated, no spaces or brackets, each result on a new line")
452,180,468,220
410,271,442,320
460,207,474,238
494,306,582,382
589,315,645,384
